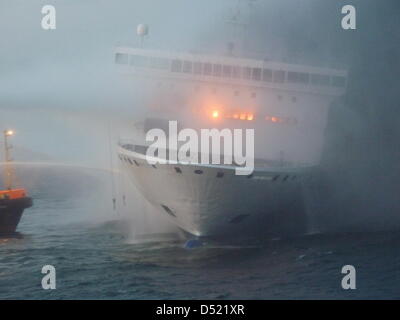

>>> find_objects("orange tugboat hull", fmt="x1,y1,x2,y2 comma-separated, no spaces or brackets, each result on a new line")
0,189,32,235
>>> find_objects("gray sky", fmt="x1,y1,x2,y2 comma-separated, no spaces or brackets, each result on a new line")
0,0,234,164
1,0,390,165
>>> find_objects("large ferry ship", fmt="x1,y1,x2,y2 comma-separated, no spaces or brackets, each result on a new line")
115,1,347,237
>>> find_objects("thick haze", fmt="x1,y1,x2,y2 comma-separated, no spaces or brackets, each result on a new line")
1,0,400,233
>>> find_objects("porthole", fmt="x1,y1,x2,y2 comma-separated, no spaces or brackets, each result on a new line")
194,169,203,175
283,175,289,181
174,167,182,173
272,175,280,181
216,172,224,178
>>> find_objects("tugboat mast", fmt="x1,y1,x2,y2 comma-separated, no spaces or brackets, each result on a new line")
3,130,15,190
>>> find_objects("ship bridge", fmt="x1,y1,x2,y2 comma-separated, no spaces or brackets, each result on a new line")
114,46,347,97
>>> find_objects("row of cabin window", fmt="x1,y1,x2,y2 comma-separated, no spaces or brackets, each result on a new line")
115,53,346,88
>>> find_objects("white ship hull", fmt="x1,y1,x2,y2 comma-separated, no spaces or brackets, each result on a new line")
118,144,314,237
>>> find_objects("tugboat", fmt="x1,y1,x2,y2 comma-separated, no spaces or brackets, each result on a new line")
0,130,32,235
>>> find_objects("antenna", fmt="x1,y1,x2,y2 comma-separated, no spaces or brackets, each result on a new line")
3,130,15,190
225,0,256,55
137,24,149,48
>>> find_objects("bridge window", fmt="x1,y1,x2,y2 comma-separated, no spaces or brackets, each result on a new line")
263,69,273,82
182,61,193,73
132,55,150,68
273,70,285,83
115,53,128,64
150,57,170,69
171,59,182,72
287,71,309,84
332,76,346,87
193,62,203,74
232,66,241,78
213,64,222,77
129,55,136,65
243,67,252,79
223,65,232,77
203,63,212,76
311,74,330,86
252,68,261,81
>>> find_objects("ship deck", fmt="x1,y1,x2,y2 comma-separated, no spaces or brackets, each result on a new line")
119,143,315,172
